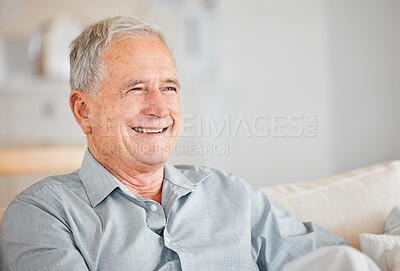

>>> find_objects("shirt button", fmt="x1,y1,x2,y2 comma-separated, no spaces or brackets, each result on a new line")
150,204,158,212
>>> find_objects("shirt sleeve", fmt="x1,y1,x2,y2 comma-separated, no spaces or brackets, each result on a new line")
0,194,89,271
250,187,347,271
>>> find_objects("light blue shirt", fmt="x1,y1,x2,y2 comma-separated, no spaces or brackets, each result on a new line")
0,150,346,270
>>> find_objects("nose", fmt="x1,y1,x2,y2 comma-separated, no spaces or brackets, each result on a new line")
143,88,169,119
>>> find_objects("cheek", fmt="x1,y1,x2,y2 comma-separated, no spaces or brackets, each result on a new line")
101,96,134,121
120,96,146,114
169,99,181,130
95,105,116,125
89,98,121,133
167,96,181,114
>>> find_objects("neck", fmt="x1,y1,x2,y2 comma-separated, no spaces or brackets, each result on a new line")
110,167,164,204
88,148,165,204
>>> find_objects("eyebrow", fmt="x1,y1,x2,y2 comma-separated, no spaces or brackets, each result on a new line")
122,79,146,90
164,79,181,89
121,78,181,90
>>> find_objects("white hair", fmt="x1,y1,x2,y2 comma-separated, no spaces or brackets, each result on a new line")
69,16,167,95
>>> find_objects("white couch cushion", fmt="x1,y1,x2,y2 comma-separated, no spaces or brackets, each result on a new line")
261,161,400,249
358,205,400,270
359,233,400,271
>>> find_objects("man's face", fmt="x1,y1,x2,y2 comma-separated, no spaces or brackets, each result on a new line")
86,36,181,170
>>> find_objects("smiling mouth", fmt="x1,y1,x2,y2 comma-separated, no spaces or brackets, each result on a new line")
132,127,167,134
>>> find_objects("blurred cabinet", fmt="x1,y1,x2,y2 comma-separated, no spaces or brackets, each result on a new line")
0,79,85,147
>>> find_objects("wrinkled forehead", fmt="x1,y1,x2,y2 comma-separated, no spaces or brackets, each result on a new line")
101,35,176,69
98,35,178,91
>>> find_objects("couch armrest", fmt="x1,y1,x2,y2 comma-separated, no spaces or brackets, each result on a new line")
261,161,400,249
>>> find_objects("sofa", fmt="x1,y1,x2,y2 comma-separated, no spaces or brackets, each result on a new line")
262,160,400,250
1,158,400,269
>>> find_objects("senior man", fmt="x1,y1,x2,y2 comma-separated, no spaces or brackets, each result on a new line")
0,17,379,271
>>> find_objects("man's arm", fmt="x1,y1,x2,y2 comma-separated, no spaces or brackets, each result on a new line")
0,195,89,271
250,187,347,271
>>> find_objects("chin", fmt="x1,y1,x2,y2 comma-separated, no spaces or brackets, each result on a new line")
126,142,176,167
138,158,169,168
135,152,172,167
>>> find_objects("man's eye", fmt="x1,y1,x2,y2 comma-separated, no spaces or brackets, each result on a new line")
128,87,144,92
164,87,177,92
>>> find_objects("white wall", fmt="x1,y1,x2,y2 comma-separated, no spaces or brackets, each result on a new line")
0,0,399,188
327,0,400,173
169,0,336,186
170,0,400,187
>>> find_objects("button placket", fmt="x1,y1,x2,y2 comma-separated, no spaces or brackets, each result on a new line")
145,202,166,235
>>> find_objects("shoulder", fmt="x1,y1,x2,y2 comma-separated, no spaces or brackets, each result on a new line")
174,164,274,205
7,170,86,215
2,170,88,233
18,170,82,197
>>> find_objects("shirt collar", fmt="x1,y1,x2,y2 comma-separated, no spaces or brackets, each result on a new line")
79,149,213,207
79,150,119,207
163,162,213,191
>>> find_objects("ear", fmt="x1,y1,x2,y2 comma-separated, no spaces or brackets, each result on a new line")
69,89,93,135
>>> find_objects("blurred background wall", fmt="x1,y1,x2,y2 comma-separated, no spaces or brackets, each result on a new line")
0,0,399,207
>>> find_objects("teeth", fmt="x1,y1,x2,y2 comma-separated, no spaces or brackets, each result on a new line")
133,127,165,133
